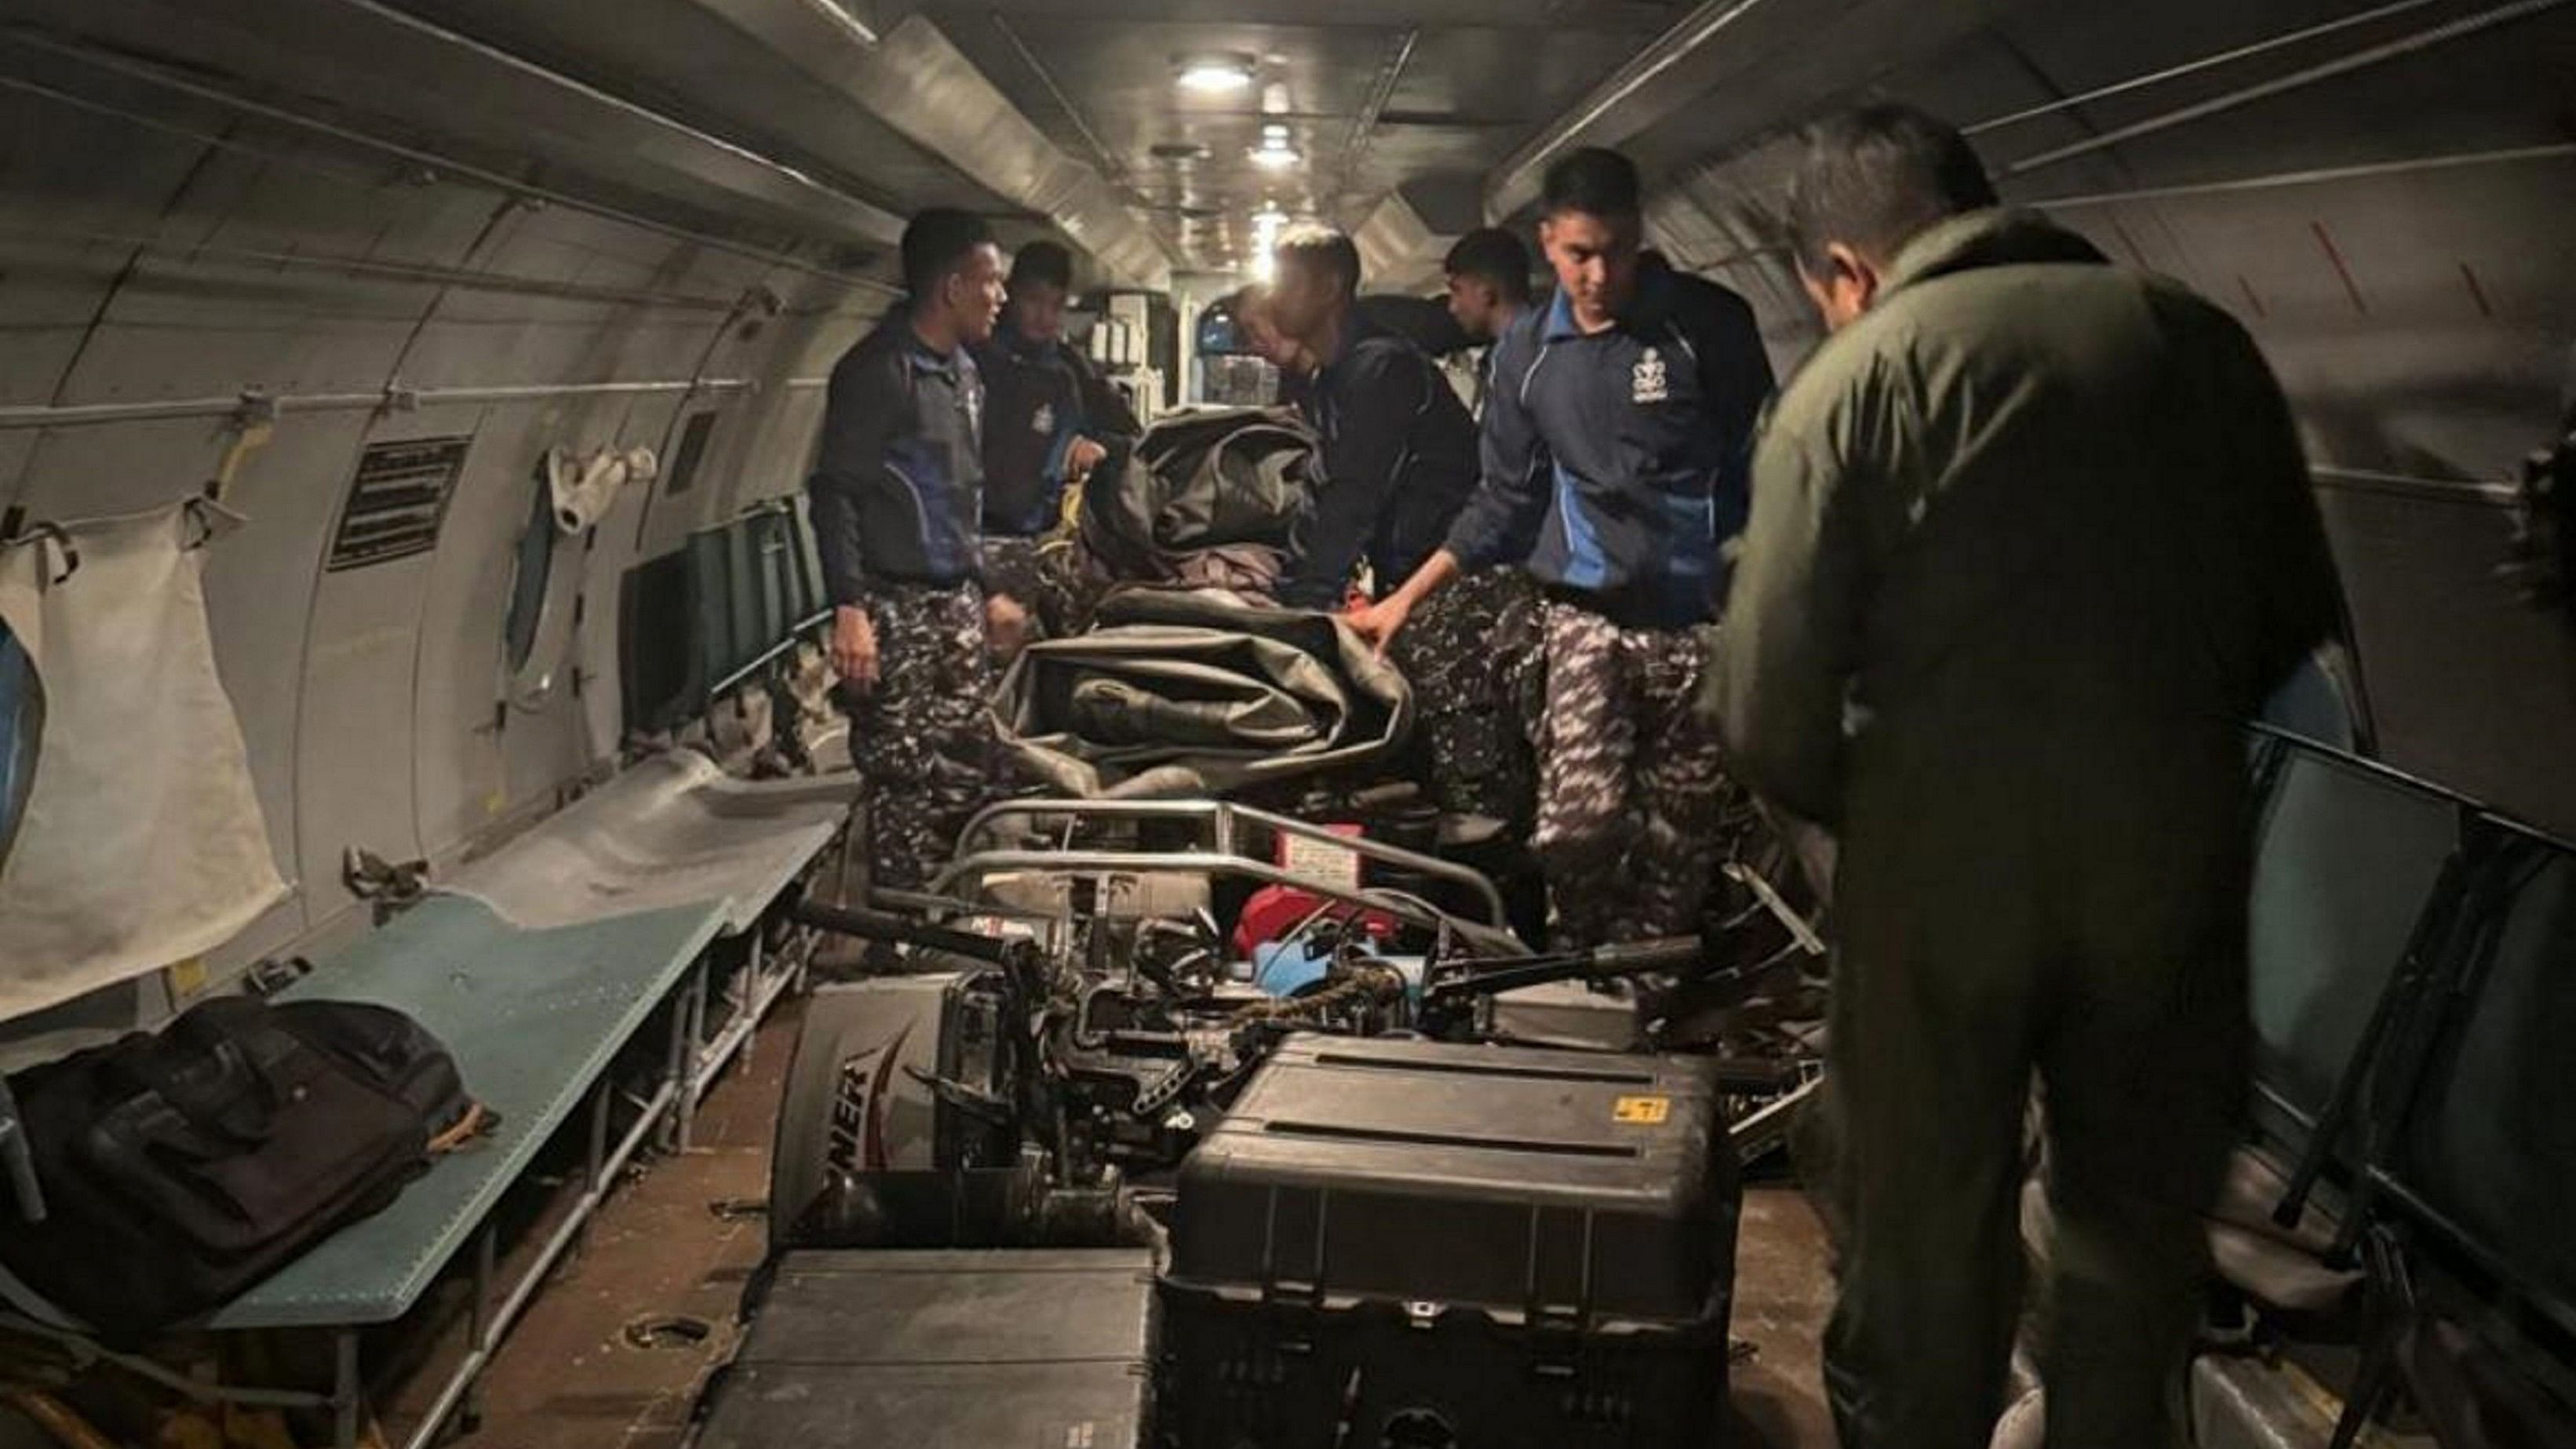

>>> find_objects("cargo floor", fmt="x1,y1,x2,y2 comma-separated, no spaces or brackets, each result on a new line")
384,999,1843,1448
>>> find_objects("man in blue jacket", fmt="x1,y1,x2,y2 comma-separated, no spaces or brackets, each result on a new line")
971,240,1140,644
1443,226,1536,417
1267,223,1532,828
1268,224,1479,614
807,208,1008,892
1355,147,1774,947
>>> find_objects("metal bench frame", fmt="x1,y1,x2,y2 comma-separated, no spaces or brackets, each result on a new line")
4,923,811,1449
393,923,810,1449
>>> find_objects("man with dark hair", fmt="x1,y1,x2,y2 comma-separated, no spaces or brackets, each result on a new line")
1222,284,1315,407
1442,226,1533,348
1710,104,2344,1449
1444,227,1536,421
1269,223,1474,611
807,206,1011,892
1266,224,1531,825
1270,224,1362,317
971,239,1142,645
1355,146,1774,949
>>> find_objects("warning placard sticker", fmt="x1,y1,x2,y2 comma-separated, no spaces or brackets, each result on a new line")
1277,824,1365,892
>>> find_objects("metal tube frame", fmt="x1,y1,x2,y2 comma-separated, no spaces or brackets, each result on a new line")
687,932,802,1123
1964,0,2448,136
2,24,905,279
2027,140,2576,213
1335,25,1421,201
0,220,754,315
675,965,709,1151
399,1074,679,1449
0,1312,330,1412
1729,1069,1825,1165
1998,0,2571,177
1485,0,1778,219
1721,859,1826,957
332,1331,361,1449
928,846,1528,958
956,797,1513,930
0,377,771,432
705,610,833,701
0,921,818,1449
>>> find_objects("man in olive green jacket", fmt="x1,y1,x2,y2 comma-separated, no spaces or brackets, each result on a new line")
1710,106,2343,1449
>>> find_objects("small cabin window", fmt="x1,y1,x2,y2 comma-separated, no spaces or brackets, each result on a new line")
502,479,556,675
501,460,591,711
664,410,719,498
0,620,38,873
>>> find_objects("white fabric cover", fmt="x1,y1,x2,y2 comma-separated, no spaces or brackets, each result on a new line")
0,503,287,1021
439,750,855,933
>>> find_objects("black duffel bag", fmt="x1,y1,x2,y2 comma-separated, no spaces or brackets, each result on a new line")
0,995,484,1342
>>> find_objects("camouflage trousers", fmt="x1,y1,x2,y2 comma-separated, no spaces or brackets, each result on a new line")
845,581,1000,892
1531,599,1728,949
978,533,1088,642
1389,567,1543,830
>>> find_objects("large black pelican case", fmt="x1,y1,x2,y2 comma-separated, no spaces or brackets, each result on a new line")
1160,1034,1740,1448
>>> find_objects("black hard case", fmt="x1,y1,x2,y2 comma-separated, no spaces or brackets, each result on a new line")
697,1248,1156,1448
1161,1034,1740,1448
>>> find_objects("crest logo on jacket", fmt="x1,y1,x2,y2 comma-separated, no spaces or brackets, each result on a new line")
1632,348,1669,405
1032,402,1055,436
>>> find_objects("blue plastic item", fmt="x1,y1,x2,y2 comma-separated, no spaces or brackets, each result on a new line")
1247,940,1426,1004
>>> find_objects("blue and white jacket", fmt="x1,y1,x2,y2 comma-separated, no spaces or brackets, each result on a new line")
1444,257,1773,628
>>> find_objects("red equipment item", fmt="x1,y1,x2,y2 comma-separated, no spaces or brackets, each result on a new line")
1230,822,1396,957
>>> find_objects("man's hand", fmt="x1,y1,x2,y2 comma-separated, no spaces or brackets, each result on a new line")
1066,436,1109,484
1346,593,1416,656
986,592,1031,660
831,604,880,691
1348,550,1463,656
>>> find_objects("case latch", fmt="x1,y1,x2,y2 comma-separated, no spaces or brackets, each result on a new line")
1528,1302,1587,1378
1261,1275,1326,1353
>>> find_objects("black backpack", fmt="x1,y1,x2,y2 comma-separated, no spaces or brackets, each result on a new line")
0,996,483,1343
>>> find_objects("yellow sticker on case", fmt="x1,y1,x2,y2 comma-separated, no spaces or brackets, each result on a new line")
1612,1095,1670,1125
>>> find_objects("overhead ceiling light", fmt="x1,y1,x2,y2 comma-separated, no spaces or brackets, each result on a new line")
1251,129,1299,170
1176,53,1255,93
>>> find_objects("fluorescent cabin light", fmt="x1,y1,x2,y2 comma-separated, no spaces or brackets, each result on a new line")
1178,57,1255,93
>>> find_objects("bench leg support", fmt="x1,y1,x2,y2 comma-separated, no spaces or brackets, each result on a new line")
674,962,709,1151
398,1078,679,1449
660,983,691,1152
331,1329,360,1449
573,1079,613,1260
460,1225,496,1436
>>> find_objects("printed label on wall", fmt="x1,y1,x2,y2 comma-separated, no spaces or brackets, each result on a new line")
326,435,472,571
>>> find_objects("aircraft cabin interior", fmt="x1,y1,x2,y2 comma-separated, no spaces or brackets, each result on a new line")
0,0,2570,1446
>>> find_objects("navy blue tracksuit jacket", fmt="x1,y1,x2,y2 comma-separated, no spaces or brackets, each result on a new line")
1443,258,1773,628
